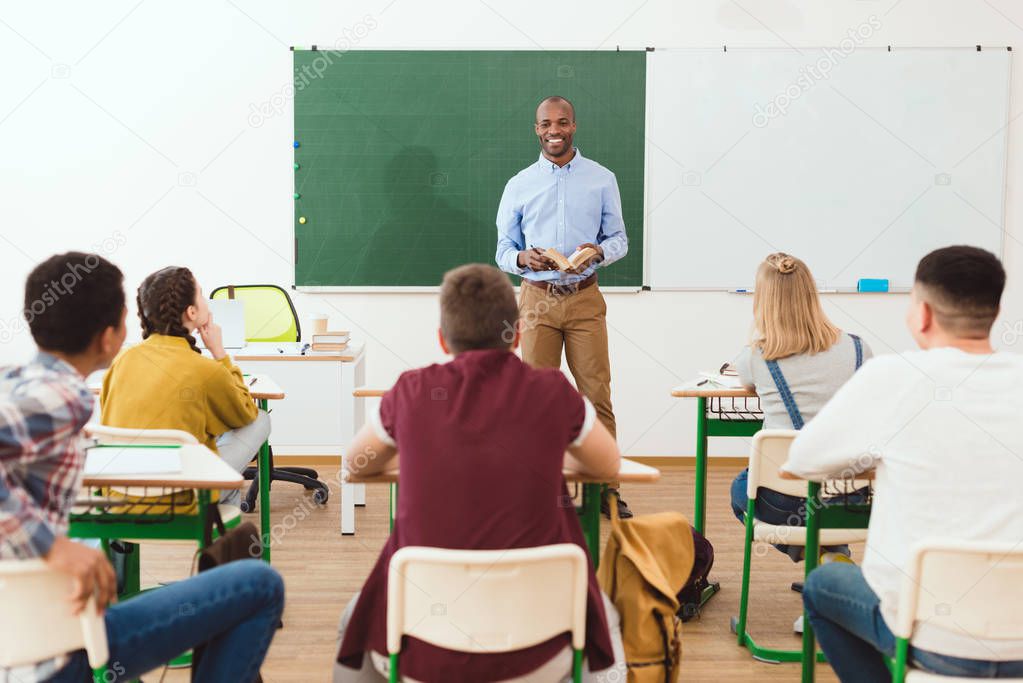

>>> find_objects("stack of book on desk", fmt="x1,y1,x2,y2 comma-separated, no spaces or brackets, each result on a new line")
311,331,350,352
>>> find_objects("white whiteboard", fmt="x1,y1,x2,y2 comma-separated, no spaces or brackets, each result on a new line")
645,48,1011,290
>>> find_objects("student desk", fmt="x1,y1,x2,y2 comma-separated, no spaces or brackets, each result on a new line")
348,387,386,538
89,372,283,562
670,385,761,533
800,478,873,683
233,342,366,536
671,384,761,607
345,458,661,568
68,443,245,595
245,373,284,561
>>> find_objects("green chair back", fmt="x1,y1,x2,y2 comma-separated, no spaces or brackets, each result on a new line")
210,285,301,343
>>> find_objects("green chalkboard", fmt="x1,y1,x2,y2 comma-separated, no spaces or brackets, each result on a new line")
293,50,645,287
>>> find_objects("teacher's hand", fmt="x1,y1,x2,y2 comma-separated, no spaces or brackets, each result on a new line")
570,242,604,272
517,248,557,271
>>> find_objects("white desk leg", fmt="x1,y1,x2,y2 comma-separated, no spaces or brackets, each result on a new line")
341,480,356,535
340,353,366,535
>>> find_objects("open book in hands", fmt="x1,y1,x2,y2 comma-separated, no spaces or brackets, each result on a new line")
543,246,598,272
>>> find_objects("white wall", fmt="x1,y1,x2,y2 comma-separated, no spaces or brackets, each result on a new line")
1,0,1020,456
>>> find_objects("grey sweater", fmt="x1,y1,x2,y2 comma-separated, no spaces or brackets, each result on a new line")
735,333,873,430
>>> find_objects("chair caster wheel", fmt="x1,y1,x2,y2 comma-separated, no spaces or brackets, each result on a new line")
313,488,329,505
240,500,254,513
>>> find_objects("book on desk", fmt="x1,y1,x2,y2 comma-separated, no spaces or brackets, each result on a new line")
84,445,183,476
311,331,350,352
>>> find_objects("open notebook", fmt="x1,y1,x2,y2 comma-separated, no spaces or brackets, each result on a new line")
84,446,183,476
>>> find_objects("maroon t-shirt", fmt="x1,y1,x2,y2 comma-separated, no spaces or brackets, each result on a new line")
337,349,615,681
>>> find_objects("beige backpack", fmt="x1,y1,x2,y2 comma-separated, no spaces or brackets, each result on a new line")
597,495,695,683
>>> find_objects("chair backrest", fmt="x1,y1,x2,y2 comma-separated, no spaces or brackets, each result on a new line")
747,429,872,500
85,424,198,445
894,540,1023,641
747,429,808,499
0,560,108,668
210,285,300,343
387,544,589,655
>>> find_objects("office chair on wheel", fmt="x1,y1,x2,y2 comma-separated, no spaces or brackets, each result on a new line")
210,284,329,509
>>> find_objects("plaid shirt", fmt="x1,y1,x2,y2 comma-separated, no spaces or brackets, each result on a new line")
0,352,93,559
0,352,94,683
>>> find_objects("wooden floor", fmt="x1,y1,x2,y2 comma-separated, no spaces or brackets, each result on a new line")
141,463,847,682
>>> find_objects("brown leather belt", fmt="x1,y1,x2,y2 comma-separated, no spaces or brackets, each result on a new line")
523,273,598,296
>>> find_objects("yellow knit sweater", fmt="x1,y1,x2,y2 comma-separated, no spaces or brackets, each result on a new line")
100,333,258,452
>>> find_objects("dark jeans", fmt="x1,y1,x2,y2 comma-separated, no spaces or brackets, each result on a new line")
730,468,852,562
51,559,284,683
804,563,1023,681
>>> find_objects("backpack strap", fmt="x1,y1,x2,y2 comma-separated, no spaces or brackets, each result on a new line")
202,503,228,548
764,358,805,430
849,333,863,370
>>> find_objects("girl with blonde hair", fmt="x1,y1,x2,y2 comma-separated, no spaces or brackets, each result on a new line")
730,254,871,594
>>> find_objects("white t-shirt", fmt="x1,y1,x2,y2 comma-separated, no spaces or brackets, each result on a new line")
784,347,1023,659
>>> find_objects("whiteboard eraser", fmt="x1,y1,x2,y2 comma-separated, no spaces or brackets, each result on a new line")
857,278,889,292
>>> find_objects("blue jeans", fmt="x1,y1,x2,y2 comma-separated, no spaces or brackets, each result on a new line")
730,468,850,562
51,559,284,682
804,563,1023,680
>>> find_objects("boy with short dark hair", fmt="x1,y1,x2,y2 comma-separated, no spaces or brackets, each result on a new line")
335,264,625,682
1,252,284,682
783,246,1023,680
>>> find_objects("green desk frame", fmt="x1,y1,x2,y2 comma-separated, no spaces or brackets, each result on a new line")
578,483,603,568
69,490,215,598
800,481,872,682
692,395,763,605
693,396,763,532
69,489,231,674
255,397,272,562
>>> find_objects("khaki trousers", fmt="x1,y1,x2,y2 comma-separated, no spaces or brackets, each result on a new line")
518,282,617,451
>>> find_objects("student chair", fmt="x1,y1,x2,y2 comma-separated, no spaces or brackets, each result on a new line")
0,559,110,682
209,284,328,509
85,423,198,446
386,544,589,683
731,430,869,664
892,540,1023,682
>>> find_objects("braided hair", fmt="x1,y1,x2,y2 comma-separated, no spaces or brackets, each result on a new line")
137,266,201,354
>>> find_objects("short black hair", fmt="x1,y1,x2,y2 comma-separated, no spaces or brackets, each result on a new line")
440,264,518,353
24,252,125,354
915,245,1005,337
536,95,575,122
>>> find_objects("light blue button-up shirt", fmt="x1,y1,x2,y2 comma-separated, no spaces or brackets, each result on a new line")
495,148,628,284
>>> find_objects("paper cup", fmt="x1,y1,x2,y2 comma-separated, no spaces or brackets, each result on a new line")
310,314,328,335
